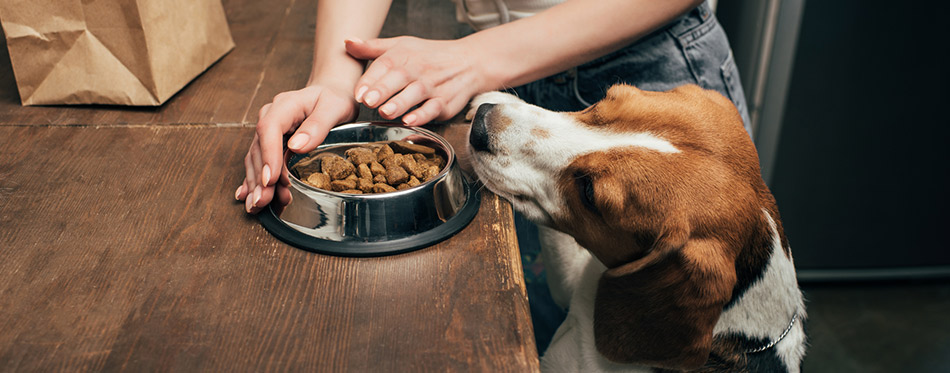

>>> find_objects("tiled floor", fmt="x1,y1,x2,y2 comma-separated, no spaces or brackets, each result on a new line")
800,280,950,372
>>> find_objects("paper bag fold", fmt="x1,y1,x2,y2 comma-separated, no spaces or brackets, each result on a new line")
0,0,235,106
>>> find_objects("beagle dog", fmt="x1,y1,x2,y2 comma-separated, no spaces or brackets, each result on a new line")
466,84,806,372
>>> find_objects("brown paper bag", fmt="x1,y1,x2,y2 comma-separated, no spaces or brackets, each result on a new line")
0,0,235,106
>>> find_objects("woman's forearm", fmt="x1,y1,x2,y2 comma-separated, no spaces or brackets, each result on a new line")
464,0,704,90
309,0,393,89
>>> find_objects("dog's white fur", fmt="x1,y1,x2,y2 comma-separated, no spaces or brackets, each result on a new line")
467,90,805,372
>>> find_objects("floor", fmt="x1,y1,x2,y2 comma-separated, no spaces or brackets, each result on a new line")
516,215,950,372
799,280,950,372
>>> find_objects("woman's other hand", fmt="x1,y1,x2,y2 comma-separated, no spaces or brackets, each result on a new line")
345,37,493,127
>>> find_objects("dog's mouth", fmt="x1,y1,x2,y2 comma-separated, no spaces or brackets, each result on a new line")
475,173,556,226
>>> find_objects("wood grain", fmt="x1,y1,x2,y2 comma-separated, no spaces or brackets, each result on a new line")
0,0,539,369
0,125,537,371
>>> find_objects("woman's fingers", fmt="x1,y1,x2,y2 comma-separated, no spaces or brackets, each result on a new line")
257,91,313,187
238,146,257,202
377,80,430,120
348,38,394,103
346,36,486,126
276,184,292,207
344,37,392,60
247,185,276,214
360,65,413,110
403,98,446,126
241,146,259,210
293,91,356,151
348,37,422,110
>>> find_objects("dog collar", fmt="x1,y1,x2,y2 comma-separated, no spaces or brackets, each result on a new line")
745,311,800,354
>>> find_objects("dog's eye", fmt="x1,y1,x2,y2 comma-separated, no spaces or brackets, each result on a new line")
574,172,598,214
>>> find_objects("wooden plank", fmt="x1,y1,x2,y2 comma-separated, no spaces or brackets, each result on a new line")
0,125,538,371
0,0,296,126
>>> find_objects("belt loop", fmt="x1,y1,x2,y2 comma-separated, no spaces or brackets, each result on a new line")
698,1,711,20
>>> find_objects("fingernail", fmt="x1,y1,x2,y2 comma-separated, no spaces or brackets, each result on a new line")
403,114,417,126
235,184,245,200
253,186,262,206
363,91,379,107
344,37,363,45
355,86,368,102
380,103,396,116
245,195,253,212
288,133,310,150
262,164,272,186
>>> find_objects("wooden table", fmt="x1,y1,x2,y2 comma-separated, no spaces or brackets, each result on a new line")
0,0,539,371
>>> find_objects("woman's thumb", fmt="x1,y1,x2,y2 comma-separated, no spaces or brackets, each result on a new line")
344,38,388,60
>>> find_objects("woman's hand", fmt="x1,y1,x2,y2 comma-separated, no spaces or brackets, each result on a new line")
236,84,359,214
345,36,492,126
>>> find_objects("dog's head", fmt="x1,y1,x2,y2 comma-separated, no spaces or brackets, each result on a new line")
468,84,782,370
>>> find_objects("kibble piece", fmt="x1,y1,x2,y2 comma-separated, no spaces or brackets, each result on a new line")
375,144,395,162
396,183,411,191
321,155,355,180
385,166,409,185
373,174,387,183
373,183,397,193
345,173,358,181
357,163,372,179
330,178,358,192
345,147,376,165
357,177,374,193
292,153,327,178
401,154,417,169
404,157,429,179
422,165,440,182
428,154,446,169
369,161,386,176
381,153,404,170
306,172,331,189
390,140,436,156
408,176,421,187
341,189,363,194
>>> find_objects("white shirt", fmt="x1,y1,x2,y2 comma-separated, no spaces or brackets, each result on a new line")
452,0,565,31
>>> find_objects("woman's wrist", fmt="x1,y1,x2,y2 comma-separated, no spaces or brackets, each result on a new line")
455,35,511,94
307,56,364,92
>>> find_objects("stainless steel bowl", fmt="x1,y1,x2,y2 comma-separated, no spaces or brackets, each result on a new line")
258,122,481,256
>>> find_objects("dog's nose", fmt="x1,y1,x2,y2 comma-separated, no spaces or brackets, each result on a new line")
469,103,496,152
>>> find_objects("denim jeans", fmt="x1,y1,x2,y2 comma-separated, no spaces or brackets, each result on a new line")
511,1,752,135
508,1,752,354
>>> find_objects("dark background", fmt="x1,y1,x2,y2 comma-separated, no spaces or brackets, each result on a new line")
720,0,950,276
717,1,950,371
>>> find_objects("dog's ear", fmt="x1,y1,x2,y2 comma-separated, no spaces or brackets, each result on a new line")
593,233,736,370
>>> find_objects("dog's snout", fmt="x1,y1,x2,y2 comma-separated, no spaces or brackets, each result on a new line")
469,103,496,152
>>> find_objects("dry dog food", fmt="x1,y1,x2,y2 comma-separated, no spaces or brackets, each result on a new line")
291,141,445,194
